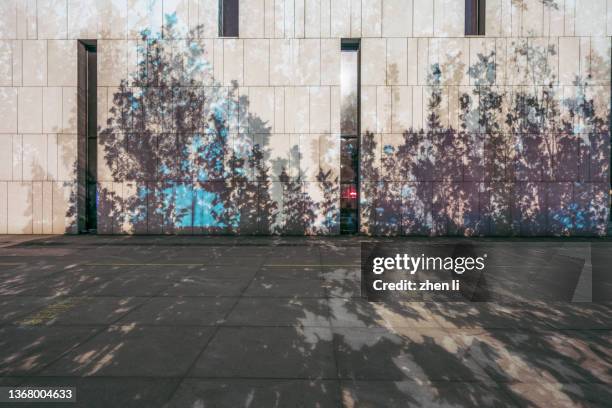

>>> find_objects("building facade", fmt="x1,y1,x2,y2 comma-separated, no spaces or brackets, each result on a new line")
0,0,610,236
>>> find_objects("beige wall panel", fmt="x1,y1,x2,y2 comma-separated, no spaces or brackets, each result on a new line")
48,40,77,86
57,134,77,181
241,0,265,38
0,1,18,39
32,181,43,233
52,181,76,233
0,136,12,180
413,0,434,37
294,0,305,38
296,39,320,86
486,0,502,37
391,86,413,132
62,87,77,134
7,182,32,234
198,0,219,38
309,86,330,134
43,87,63,133
47,134,58,181
38,0,68,39
0,182,6,233
98,40,128,86
18,0,39,40
362,0,382,37
270,39,294,86
299,134,319,181
575,0,606,36
23,40,47,86
98,0,128,39
522,0,544,37
223,39,243,86
284,0,295,38
127,0,163,39
361,86,377,133
591,36,611,85
22,134,47,181
350,0,361,37
305,0,321,38
0,88,18,133
244,39,269,86
434,0,464,37
18,87,43,134
274,87,285,133
321,39,340,86
293,87,310,133
11,135,23,181
67,0,97,39
274,0,285,38
376,86,392,133
42,181,53,233
249,87,275,133
362,38,386,86
330,0,351,38
0,41,12,86
382,0,412,37
565,0,576,35
387,38,407,86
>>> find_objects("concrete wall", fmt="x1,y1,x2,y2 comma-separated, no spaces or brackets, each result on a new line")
0,0,610,236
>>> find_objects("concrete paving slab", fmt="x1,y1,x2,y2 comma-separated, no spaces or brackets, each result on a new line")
190,327,336,379
40,326,215,377
226,298,330,327
118,297,236,325
166,379,341,408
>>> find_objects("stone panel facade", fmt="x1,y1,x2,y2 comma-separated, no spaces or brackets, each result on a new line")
0,0,610,235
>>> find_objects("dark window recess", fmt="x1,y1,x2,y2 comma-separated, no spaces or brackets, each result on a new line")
219,0,239,37
77,40,97,233
465,0,486,36
340,39,360,234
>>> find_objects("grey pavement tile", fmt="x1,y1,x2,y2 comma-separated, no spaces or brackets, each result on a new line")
427,302,555,330
256,265,322,280
2,271,114,297
321,266,360,281
225,298,330,327
162,277,251,297
340,380,519,408
40,325,215,377
18,297,148,326
507,382,612,408
244,277,327,298
166,379,340,408
79,271,182,297
325,279,362,298
0,326,99,375
118,297,236,325
328,299,394,328
190,327,336,379
0,296,53,325
529,302,612,330
15,377,179,408
333,327,491,382
464,329,611,384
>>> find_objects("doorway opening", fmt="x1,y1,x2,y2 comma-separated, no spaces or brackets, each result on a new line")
77,40,97,233
340,39,360,234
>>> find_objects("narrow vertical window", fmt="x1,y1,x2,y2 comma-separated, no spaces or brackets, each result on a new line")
465,0,486,36
77,40,97,233
219,0,239,37
340,39,360,234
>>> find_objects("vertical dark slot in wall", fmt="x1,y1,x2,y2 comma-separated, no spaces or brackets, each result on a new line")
340,39,360,234
219,0,239,37
77,40,97,233
465,0,486,36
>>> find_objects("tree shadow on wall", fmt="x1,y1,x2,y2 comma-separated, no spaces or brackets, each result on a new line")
361,38,610,237
97,16,339,235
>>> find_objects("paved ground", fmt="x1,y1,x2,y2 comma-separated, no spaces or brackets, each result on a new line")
0,235,610,407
